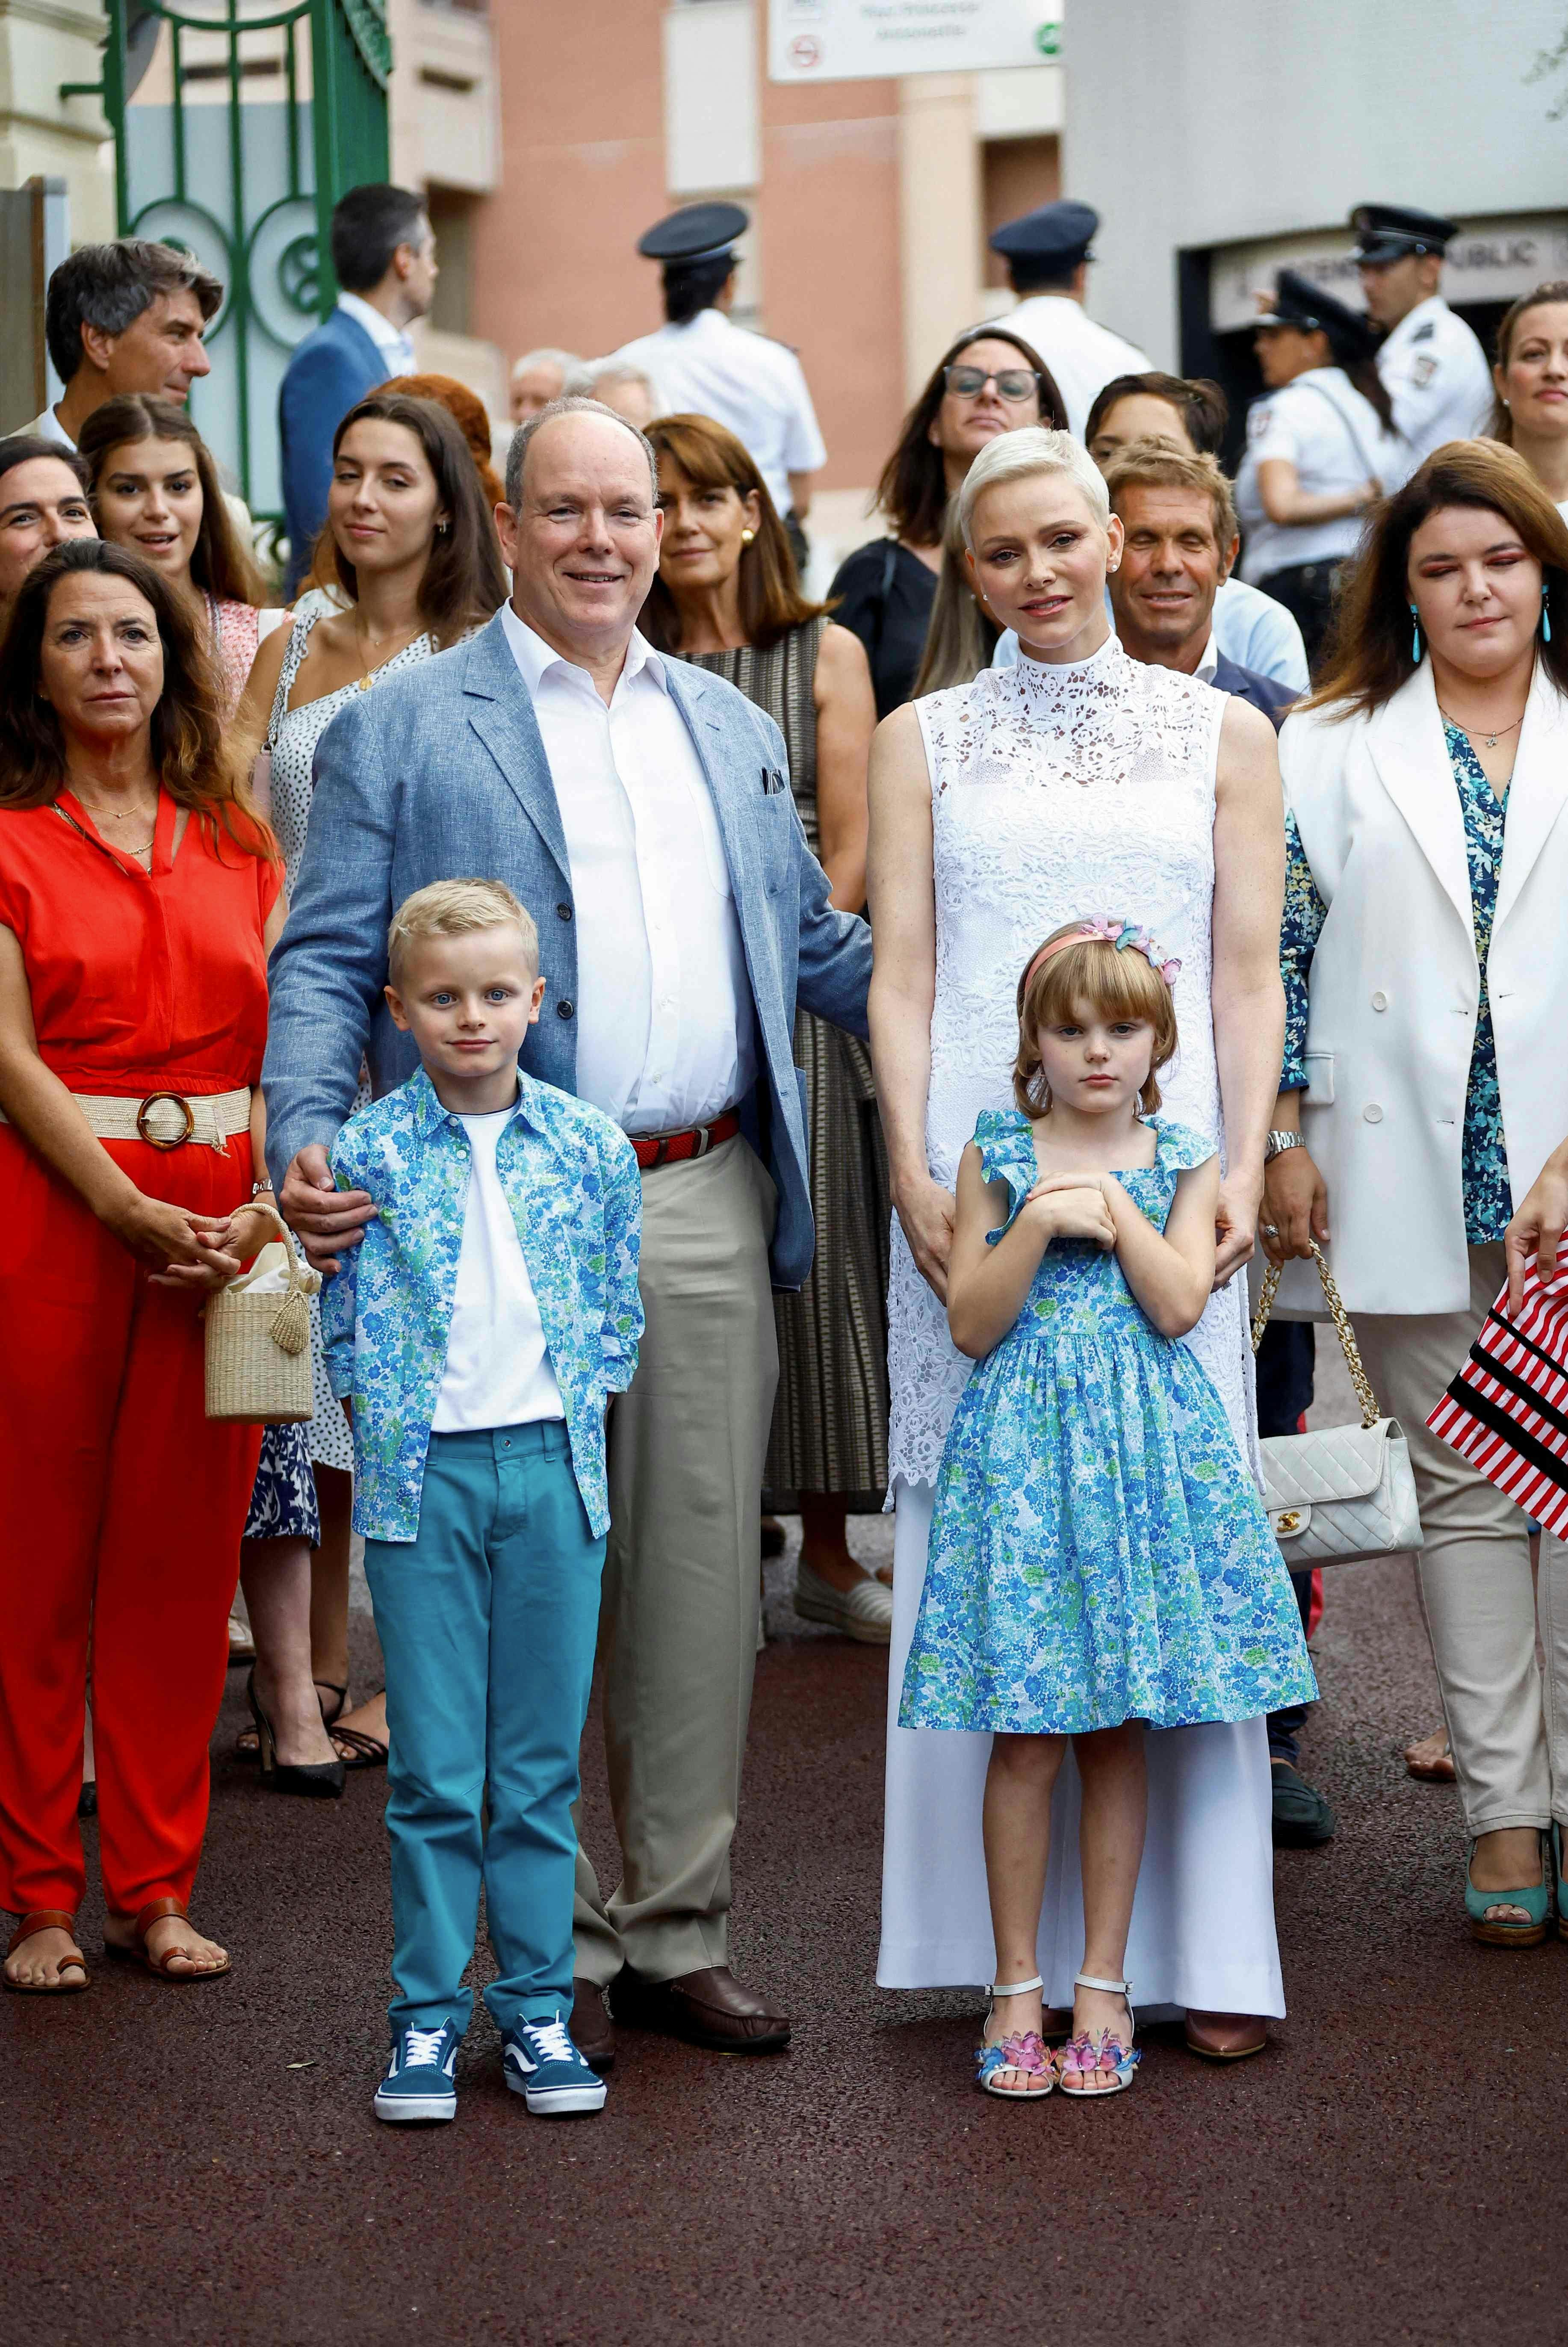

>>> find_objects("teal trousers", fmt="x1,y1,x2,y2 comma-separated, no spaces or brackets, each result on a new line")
363,1421,604,2038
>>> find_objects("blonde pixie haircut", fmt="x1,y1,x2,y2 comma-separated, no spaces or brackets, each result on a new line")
1013,922,1178,1116
959,425,1109,550
387,877,539,988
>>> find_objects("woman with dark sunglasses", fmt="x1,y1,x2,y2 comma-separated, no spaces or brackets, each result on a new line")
828,328,1066,719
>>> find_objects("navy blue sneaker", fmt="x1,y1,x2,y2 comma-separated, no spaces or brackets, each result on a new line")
502,2011,608,2115
373,2021,460,2123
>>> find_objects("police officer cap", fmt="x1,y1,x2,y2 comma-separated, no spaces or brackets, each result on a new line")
1349,204,1460,263
989,198,1099,271
1255,269,1376,357
638,201,749,268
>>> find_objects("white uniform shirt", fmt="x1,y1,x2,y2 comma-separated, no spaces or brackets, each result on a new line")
431,1101,566,1432
1376,294,1492,463
1235,367,1406,584
600,308,826,515
997,293,1153,440
499,602,756,1136
992,576,1310,693
334,289,416,378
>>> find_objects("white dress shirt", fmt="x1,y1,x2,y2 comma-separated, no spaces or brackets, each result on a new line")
23,406,74,448
500,602,756,1135
1375,294,1493,463
997,293,1153,441
335,290,416,378
431,1102,566,1432
600,308,827,516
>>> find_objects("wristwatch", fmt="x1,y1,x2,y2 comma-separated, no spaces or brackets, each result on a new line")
1264,1131,1304,1163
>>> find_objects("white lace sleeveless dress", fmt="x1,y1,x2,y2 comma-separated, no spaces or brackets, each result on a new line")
267,612,437,1477
878,636,1285,2021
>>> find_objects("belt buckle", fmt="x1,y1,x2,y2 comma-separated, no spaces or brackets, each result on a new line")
136,1090,195,1150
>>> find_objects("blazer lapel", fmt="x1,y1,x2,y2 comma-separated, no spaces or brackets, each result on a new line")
1365,664,1473,946
1494,659,1568,934
461,613,571,880
661,657,756,903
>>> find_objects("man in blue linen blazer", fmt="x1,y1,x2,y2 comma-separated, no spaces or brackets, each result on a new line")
278,303,387,587
265,398,872,2061
261,609,869,1289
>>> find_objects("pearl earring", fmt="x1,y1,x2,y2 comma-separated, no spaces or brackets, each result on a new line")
740,528,755,544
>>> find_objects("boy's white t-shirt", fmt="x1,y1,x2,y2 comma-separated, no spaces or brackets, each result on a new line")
431,1103,565,1433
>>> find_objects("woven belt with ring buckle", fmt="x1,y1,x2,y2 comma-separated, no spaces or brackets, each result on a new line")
631,1108,741,1172
137,1090,197,1149
0,1084,251,1153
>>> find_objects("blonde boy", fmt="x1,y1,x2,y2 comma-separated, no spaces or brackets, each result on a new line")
322,879,642,2123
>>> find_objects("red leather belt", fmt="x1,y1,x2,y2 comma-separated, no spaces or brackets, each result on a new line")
631,1110,741,1171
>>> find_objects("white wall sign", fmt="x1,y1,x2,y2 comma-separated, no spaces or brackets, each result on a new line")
1209,215,1568,334
768,0,1060,84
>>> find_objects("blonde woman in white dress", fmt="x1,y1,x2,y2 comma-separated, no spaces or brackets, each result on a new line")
867,428,1290,2061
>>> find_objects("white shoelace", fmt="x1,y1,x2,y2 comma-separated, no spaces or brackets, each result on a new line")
526,2014,576,2064
401,2024,448,2069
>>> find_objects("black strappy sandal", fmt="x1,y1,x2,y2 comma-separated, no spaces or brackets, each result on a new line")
331,1720,389,1770
236,1676,349,1762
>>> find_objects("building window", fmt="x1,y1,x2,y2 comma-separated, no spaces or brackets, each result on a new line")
981,135,1060,289
426,188,476,337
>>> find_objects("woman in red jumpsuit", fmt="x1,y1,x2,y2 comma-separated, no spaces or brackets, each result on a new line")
0,539,284,1990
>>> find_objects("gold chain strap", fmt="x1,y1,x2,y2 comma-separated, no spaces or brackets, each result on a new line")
1250,1239,1382,1431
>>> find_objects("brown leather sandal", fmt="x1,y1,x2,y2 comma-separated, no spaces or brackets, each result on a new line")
103,1896,231,1984
4,1909,90,1994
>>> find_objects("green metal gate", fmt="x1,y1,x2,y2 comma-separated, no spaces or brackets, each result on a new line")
85,0,393,541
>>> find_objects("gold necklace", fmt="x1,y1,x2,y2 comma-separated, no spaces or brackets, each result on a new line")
352,619,421,691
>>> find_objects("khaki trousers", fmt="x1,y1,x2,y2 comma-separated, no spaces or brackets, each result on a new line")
573,1135,779,1984
1355,1243,1568,1838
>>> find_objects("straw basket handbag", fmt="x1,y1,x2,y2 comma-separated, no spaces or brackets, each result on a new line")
204,1202,321,1424
1250,1240,1422,1568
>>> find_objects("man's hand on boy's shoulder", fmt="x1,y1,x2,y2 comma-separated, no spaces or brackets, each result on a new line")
280,1142,377,1276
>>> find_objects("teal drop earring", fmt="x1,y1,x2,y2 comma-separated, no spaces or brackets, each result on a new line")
1544,583,1553,644
1410,602,1421,662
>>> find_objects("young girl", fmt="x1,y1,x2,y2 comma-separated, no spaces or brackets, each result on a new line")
900,918,1316,2102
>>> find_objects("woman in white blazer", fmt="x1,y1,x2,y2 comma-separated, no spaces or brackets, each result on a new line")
1262,440,1568,1947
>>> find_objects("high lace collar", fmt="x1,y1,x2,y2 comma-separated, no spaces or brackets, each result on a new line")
993,629,1132,719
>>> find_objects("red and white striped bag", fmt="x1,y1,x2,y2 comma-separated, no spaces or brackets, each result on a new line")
1427,1259,1568,1537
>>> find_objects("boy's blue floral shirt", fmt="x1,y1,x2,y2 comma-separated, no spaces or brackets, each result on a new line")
322,1063,643,1541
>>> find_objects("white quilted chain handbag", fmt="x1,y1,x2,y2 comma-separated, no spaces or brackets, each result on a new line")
1251,1242,1423,1568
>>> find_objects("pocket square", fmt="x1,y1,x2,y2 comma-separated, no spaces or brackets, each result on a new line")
761,766,787,796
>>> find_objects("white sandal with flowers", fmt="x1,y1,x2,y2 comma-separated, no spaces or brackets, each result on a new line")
974,1972,1054,2099
1057,1972,1141,2099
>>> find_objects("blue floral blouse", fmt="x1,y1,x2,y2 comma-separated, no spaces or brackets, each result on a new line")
322,1064,644,1541
1280,723,1510,1243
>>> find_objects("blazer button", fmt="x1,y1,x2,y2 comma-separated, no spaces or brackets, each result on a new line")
557,998,575,1019
1370,989,1388,1011
1363,1103,1383,1124
556,902,573,921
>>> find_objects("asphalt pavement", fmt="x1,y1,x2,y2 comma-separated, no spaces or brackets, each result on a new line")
7,1447,1568,2343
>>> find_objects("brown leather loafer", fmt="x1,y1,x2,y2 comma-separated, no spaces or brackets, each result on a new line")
572,1976,615,2074
609,1963,791,2053
1185,2008,1267,2060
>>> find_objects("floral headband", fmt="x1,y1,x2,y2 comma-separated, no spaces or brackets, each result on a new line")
1024,917,1182,992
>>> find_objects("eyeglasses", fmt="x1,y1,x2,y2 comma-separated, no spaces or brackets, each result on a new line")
942,364,1042,404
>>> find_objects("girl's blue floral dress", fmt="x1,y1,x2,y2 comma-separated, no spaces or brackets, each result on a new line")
900,1111,1318,1737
